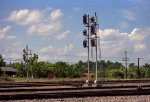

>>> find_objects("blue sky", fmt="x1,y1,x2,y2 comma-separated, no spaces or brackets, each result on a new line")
0,0,150,65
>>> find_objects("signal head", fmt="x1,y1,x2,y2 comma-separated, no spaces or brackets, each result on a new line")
23,54,26,61
83,39,88,48
91,16,96,23
90,24,96,35
23,48,26,53
83,14,88,25
83,29,87,36
91,38,96,47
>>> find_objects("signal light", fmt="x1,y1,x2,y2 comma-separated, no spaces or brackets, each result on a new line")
23,54,26,61
83,29,87,36
23,48,26,54
91,17,95,23
83,39,88,48
91,38,96,47
91,24,96,35
83,14,88,25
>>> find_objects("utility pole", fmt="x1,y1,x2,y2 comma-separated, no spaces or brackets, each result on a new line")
122,51,129,79
26,45,29,82
137,58,140,79
137,58,143,79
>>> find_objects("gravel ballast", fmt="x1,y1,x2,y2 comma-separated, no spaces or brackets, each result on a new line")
5,95,150,102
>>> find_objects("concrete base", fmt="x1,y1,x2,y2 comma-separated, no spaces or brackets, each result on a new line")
92,80,102,87
86,80,89,83
83,83,92,87
92,83,102,87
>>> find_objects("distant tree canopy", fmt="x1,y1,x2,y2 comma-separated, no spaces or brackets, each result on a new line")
0,54,6,67
0,51,149,79
8,60,150,79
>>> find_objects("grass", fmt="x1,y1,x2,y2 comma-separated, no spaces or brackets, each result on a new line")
8,77,150,82
13,77,87,82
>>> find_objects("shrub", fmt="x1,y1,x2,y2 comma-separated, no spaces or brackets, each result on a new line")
0,72,14,81
109,69,124,79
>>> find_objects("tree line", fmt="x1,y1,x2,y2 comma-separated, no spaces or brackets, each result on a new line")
1,54,150,79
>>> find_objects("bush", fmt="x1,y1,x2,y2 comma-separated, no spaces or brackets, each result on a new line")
109,69,124,79
0,72,14,81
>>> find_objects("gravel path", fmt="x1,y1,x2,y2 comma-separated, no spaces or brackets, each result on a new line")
3,95,150,102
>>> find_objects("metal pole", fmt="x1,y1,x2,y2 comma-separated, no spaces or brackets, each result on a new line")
125,51,127,79
94,12,98,84
138,58,140,79
87,15,90,83
95,38,98,83
26,45,29,82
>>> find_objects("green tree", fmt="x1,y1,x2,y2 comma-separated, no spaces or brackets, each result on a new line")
143,63,150,78
54,61,69,77
128,63,137,79
108,69,124,79
12,62,25,77
0,54,6,67
32,61,52,78
29,53,38,77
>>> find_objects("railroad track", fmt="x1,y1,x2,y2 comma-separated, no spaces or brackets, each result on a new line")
1,87,150,100
0,81,84,88
1,79,150,88
1,79,150,100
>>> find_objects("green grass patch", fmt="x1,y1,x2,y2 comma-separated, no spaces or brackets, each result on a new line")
13,77,87,82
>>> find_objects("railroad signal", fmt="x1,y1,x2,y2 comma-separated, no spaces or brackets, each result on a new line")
83,39,88,48
23,54,26,61
83,14,88,25
83,29,87,36
91,38,96,47
23,48,27,61
91,16,96,23
82,12,100,85
91,24,96,35
23,48,27,54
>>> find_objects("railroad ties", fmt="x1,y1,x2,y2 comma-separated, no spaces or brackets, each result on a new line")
1,80,150,100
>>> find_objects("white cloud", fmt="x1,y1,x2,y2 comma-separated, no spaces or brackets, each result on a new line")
98,29,128,41
78,52,87,57
97,28,150,58
0,26,11,40
56,30,70,40
134,43,146,52
39,44,74,61
8,9,41,25
2,26,149,63
49,9,63,22
39,44,74,55
39,45,54,54
129,28,150,41
129,28,150,53
57,44,74,54
27,9,63,36
2,46,23,61
8,8,64,37
28,22,62,36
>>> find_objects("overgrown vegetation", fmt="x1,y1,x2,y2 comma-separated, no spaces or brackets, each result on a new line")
9,60,150,80
0,72,14,81
1,53,150,80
